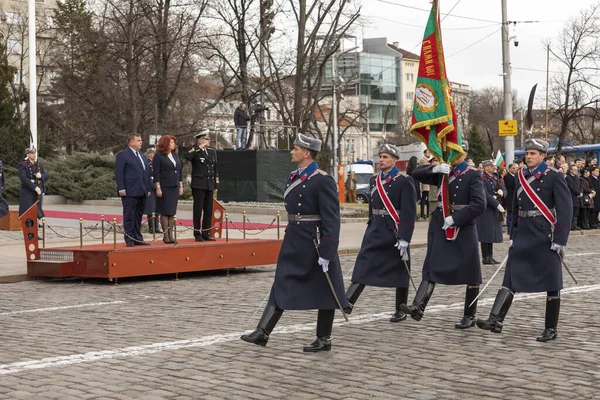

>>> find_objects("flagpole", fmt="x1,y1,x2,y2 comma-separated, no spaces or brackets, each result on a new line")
28,0,37,154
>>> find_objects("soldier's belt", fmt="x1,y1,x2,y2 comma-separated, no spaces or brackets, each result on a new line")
287,214,321,222
518,209,556,218
372,209,400,216
437,204,468,211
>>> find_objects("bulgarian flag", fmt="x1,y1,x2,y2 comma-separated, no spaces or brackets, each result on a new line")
410,0,464,165
495,150,506,168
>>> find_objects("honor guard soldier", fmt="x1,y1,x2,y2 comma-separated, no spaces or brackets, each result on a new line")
184,129,218,241
344,144,417,322
401,142,487,328
144,148,162,234
477,139,573,342
476,160,506,264
0,159,5,196
0,159,7,218
18,148,48,219
241,133,347,352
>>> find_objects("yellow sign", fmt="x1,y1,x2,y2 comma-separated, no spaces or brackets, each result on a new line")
498,120,518,136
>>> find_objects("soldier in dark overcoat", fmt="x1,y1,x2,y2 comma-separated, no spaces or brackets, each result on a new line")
476,160,506,264
184,130,218,241
400,142,487,329
144,148,161,234
477,139,573,342
590,166,600,228
18,148,48,218
241,133,347,353
0,159,7,218
0,159,5,197
345,144,417,323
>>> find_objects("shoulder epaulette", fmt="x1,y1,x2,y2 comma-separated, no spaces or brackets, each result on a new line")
546,166,560,173
316,169,328,176
394,171,408,178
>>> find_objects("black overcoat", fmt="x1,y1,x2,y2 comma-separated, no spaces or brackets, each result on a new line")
352,171,416,287
503,165,573,292
412,163,486,285
590,175,600,212
18,159,48,217
270,164,347,310
476,172,505,243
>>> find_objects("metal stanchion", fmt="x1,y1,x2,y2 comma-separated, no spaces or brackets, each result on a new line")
173,216,177,245
243,211,246,240
113,218,117,250
79,218,83,249
101,215,105,245
152,212,156,241
42,218,46,248
276,211,280,240
225,213,229,243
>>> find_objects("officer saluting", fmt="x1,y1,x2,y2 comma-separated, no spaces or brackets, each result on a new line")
477,139,573,342
18,148,48,219
401,142,487,329
241,133,347,352
344,144,417,323
184,129,218,241
476,160,506,264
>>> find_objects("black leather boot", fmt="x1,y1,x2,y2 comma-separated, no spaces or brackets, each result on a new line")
390,287,409,322
303,310,334,352
455,285,479,329
536,296,560,342
147,215,155,233
489,244,499,264
476,287,514,333
481,243,492,265
343,283,365,315
399,280,435,321
154,217,162,233
240,304,283,347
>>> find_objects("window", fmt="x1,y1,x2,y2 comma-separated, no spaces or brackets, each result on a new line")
7,39,22,55
405,92,414,101
405,62,414,68
5,11,22,25
406,73,414,82
46,15,55,28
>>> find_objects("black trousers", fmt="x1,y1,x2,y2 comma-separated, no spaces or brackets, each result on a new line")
192,188,214,238
572,207,580,228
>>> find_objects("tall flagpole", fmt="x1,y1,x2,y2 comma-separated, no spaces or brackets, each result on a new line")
28,0,38,153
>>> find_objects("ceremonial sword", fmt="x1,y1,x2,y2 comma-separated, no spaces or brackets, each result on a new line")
315,227,349,322
559,252,578,284
469,254,509,308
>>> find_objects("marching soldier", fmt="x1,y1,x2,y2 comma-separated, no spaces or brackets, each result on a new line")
477,139,573,342
476,160,506,264
401,142,487,329
241,133,347,352
18,148,48,219
184,130,218,241
344,144,417,323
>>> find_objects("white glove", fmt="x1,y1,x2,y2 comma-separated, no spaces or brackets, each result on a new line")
318,257,330,273
432,163,451,174
510,240,513,247
442,216,454,230
34,187,42,195
496,189,503,197
550,243,564,255
35,172,42,179
497,204,505,213
394,239,409,256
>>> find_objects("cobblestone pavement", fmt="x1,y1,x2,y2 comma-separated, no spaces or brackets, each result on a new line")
0,235,599,399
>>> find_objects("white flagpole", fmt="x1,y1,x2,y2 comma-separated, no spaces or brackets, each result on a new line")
28,0,37,154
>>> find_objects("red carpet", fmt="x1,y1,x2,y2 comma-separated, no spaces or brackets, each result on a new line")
44,210,280,230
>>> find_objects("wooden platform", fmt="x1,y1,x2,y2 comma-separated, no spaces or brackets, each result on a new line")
0,210,21,231
28,238,282,279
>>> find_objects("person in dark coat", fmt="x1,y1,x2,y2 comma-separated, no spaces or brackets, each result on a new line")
0,159,7,218
233,103,251,150
184,129,219,241
0,159,5,197
565,165,583,230
115,133,153,246
401,141,487,329
18,148,48,219
476,160,506,264
590,166,600,228
579,168,595,230
504,163,518,234
477,139,573,342
241,133,347,352
153,135,183,243
144,148,162,234
344,144,417,323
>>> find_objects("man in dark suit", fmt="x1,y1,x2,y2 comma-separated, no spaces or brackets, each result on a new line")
115,133,152,246
591,166,600,228
184,129,219,241
565,165,583,230
504,163,518,234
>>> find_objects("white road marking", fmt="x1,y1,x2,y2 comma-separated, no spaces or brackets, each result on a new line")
0,301,126,317
0,284,598,375
566,252,598,257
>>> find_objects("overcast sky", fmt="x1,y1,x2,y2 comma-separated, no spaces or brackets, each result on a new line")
359,0,597,107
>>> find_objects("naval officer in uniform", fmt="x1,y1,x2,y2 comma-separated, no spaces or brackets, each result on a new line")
477,139,573,342
344,144,417,323
18,148,48,219
401,142,487,329
241,133,347,352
